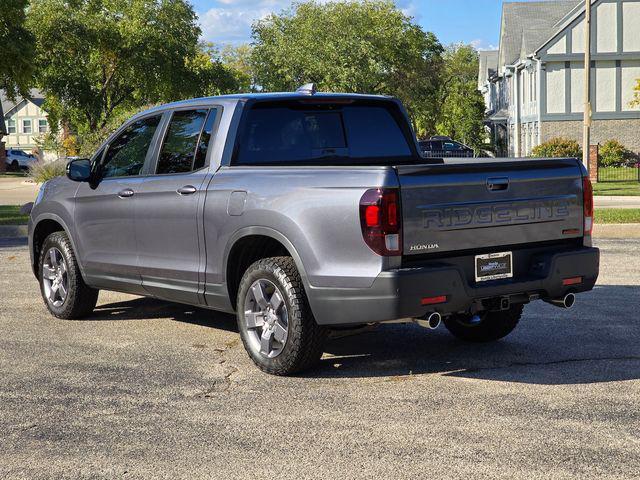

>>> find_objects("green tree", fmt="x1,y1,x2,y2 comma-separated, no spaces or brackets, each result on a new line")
0,0,35,99
220,44,255,92
250,0,443,134
435,44,487,150
27,0,203,133
189,43,248,97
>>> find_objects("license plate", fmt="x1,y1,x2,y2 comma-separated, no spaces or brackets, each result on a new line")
475,251,513,282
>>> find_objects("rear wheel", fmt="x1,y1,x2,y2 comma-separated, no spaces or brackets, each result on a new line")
38,231,99,319
236,257,327,376
11,160,19,171
443,305,523,343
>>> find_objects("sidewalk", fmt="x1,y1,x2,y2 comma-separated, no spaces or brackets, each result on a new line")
594,196,640,209
0,177,39,206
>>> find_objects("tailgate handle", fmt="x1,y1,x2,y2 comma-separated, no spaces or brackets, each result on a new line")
487,177,509,191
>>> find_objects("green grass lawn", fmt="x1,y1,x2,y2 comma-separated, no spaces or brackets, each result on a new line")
593,181,640,196
0,205,29,225
597,166,640,183
595,208,640,224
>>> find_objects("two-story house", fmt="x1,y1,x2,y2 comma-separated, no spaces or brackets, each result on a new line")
1,89,50,154
479,0,640,157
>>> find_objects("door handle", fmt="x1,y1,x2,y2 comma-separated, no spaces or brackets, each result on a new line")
117,188,135,198
177,185,197,195
487,177,509,192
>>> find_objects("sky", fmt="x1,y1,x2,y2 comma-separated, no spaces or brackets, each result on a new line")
191,0,512,49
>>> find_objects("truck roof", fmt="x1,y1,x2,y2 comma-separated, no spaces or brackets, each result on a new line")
138,91,395,118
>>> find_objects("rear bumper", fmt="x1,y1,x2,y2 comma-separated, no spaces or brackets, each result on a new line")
308,246,599,326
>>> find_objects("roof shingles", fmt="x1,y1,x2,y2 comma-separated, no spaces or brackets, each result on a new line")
498,1,580,68
1,89,45,118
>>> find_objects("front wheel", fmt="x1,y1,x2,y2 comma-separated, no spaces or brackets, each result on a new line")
236,257,327,376
38,231,99,319
443,305,523,343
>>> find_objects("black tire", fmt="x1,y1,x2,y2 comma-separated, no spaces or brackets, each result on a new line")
11,160,19,172
38,231,99,319
443,304,523,343
236,256,327,376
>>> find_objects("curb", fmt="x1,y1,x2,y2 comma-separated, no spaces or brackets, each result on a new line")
0,225,28,239
593,223,640,239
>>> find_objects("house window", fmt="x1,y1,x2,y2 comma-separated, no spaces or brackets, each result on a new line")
38,119,48,134
532,72,537,102
7,119,16,134
22,119,32,134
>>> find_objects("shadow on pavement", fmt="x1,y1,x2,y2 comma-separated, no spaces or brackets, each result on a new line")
85,284,639,385
0,237,28,248
89,296,238,333
314,284,640,384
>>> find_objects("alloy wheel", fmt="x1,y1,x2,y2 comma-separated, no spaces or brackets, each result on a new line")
243,279,289,358
42,247,69,308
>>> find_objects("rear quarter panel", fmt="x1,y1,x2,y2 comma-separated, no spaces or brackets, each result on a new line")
204,166,399,296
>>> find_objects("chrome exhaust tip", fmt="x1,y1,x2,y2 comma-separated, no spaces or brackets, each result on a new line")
546,293,576,309
415,312,442,330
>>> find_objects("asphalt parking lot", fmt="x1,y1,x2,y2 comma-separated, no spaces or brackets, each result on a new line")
1,238,639,479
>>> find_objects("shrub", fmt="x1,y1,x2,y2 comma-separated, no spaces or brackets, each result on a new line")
28,159,67,183
531,138,582,158
62,135,80,157
599,139,631,167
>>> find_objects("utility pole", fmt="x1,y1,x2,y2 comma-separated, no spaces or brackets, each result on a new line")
582,0,592,171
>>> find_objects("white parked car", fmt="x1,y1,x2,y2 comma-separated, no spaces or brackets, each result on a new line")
5,149,37,171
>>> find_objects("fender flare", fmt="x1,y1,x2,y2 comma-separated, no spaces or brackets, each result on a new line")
31,213,85,279
223,225,312,292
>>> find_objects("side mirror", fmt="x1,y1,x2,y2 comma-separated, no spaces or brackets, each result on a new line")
66,158,92,182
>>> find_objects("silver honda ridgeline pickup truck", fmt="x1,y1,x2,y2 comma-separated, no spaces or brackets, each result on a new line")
29,89,599,375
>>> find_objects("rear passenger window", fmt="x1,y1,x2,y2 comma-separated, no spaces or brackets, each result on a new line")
156,109,216,174
194,109,218,170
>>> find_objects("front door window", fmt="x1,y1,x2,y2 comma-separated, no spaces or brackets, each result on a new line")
101,116,161,178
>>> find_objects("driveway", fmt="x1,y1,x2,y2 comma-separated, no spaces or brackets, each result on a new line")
1,239,639,479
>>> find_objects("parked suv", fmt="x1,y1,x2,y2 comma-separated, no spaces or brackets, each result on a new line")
29,89,599,375
6,148,37,171
419,136,474,158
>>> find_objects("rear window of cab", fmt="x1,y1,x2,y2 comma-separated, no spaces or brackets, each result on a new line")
234,100,414,166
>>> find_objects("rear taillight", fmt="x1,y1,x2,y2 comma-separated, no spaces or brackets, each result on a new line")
359,188,402,256
583,177,594,236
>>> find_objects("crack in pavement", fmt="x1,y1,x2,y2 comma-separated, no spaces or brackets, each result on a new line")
454,355,640,374
198,338,241,397
202,366,239,396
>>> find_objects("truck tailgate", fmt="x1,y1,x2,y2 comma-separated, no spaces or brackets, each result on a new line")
396,158,584,256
